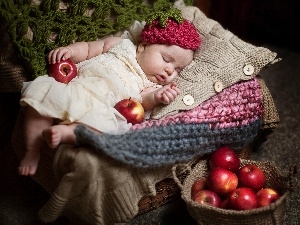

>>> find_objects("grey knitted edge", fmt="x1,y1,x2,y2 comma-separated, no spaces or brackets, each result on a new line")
75,119,262,168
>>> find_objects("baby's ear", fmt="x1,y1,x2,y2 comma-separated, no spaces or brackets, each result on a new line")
137,43,146,53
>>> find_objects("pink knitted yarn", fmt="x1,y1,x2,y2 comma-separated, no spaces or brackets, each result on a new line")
132,78,263,130
141,19,201,50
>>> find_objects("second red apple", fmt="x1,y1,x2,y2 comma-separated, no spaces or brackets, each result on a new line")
257,188,280,207
228,187,258,210
237,164,266,191
114,98,145,125
191,178,207,198
209,146,240,172
207,167,238,196
192,190,221,208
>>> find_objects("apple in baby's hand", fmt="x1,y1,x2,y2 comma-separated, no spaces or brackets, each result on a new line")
228,187,258,210
207,167,238,196
191,178,207,198
192,190,221,208
237,164,266,191
114,98,145,125
257,188,280,207
209,146,240,172
48,59,77,84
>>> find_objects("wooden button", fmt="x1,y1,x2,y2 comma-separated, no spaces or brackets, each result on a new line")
183,94,195,106
214,81,224,93
243,64,255,76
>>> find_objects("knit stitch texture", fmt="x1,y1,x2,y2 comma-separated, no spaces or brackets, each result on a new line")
0,0,193,79
132,78,263,130
75,78,264,167
75,119,262,167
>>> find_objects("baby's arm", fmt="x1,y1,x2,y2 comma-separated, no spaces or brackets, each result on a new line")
48,36,123,64
141,83,180,112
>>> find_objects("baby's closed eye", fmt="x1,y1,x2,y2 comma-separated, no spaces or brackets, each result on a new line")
162,55,171,63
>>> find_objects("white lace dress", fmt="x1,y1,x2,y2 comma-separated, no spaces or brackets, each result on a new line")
21,39,160,134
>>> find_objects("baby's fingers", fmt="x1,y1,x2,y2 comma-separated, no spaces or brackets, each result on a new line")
171,83,181,93
48,47,71,64
160,93,171,105
160,90,177,104
165,86,180,97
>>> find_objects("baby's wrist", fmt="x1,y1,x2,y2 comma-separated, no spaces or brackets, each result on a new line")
65,46,73,56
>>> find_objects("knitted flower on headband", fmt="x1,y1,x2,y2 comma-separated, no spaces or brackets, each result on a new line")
141,13,201,50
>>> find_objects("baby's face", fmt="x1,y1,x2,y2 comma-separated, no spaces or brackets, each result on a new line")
136,43,194,85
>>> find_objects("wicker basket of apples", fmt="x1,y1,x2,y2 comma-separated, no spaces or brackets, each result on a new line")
172,146,296,225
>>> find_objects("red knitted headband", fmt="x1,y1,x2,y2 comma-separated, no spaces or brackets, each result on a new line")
140,18,201,51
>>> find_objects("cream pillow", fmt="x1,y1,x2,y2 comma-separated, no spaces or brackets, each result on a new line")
149,0,278,119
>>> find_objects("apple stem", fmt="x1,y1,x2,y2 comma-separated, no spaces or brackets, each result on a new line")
63,68,69,76
127,97,132,107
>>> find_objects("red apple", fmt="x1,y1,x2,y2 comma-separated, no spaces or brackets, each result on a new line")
209,146,240,172
114,98,145,125
228,187,258,210
207,167,238,196
237,164,266,191
220,197,230,209
48,59,77,84
191,178,207,198
192,190,221,208
257,188,280,207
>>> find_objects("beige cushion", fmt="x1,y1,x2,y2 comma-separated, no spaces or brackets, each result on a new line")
150,0,278,119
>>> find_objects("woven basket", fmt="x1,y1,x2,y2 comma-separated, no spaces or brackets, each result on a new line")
172,159,296,225
137,148,255,214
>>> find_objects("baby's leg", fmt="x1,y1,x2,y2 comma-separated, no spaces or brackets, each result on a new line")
42,123,77,148
19,106,53,176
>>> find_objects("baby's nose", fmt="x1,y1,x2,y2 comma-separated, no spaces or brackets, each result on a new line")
165,67,174,75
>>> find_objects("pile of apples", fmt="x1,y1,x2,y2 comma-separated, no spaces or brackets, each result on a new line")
191,146,280,210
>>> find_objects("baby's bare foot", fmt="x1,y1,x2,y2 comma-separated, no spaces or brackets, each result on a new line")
18,151,40,176
42,126,63,148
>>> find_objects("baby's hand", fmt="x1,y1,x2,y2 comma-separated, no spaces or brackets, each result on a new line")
155,83,180,105
48,46,73,64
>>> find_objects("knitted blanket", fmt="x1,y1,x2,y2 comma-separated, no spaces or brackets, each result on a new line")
75,120,261,167
75,78,264,167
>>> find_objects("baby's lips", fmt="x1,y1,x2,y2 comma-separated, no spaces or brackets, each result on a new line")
155,74,165,82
